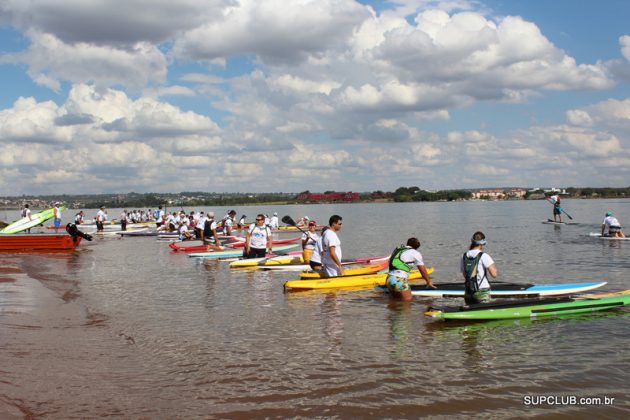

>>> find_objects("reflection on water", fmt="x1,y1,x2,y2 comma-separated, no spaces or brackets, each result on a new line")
1,200,629,418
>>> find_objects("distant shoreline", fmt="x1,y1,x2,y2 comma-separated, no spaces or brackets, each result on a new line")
1,195,628,212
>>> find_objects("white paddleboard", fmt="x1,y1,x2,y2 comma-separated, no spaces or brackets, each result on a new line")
589,232,629,240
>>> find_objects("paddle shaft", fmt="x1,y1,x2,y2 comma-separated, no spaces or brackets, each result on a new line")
282,215,321,240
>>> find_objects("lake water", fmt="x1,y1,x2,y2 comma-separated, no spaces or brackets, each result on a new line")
1,199,629,418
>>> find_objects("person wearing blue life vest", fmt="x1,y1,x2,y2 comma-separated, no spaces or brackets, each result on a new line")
386,237,435,301
550,193,562,223
461,231,497,304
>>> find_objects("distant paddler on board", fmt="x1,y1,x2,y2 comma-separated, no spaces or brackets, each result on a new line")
601,211,625,238
546,192,573,223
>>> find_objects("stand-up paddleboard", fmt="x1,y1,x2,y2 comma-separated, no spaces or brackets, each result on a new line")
425,289,630,320
95,227,149,236
0,207,63,234
376,281,607,298
188,244,299,259
589,233,629,241
116,230,159,237
253,256,389,272
542,219,575,225
298,258,389,278
283,268,433,291
230,253,304,267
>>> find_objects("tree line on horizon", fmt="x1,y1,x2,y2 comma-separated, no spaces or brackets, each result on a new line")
2,186,628,209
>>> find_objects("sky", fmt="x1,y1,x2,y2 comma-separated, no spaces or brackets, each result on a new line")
1,0,630,195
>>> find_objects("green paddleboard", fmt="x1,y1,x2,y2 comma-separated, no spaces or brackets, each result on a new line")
0,207,63,234
425,290,630,320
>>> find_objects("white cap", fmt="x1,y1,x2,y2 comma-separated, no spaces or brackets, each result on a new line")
273,212,277,216
207,211,215,218
304,216,309,220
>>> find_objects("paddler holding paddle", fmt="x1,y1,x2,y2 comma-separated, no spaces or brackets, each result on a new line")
549,192,562,223
301,220,320,264
386,237,435,301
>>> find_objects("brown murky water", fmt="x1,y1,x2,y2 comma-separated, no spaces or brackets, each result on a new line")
1,200,629,418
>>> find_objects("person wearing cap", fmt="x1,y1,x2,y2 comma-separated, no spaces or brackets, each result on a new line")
95,206,107,232
549,192,562,223
238,215,247,229
193,211,204,239
386,237,436,301
52,202,62,232
297,215,309,227
202,211,224,250
601,211,625,238
269,212,279,229
461,231,497,304
301,220,321,264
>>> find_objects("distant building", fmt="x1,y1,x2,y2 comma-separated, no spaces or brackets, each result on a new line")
471,188,527,200
507,188,527,199
471,189,505,200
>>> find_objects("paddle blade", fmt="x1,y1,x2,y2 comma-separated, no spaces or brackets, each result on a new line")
282,215,297,226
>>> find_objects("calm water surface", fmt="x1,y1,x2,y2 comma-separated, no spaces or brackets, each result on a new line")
1,200,629,418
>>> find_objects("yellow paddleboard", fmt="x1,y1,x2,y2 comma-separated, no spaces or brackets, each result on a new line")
299,261,389,279
230,254,304,268
284,268,433,290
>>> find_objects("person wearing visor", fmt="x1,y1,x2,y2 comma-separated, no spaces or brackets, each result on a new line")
301,220,320,264
601,211,625,238
386,237,435,301
461,231,497,304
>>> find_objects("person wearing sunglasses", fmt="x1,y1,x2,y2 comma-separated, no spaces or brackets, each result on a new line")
245,213,273,258
321,215,344,277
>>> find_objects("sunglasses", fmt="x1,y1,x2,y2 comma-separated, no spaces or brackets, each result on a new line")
256,218,264,221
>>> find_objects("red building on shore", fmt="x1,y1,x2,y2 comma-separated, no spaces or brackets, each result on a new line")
297,192,361,202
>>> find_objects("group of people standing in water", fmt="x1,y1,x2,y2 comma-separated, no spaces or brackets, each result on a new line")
299,214,494,304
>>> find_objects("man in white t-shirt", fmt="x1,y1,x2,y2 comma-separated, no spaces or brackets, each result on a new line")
155,206,165,227
21,204,32,233
601,211,625,238
95,206,107,232
179,219,194,240
321,215,344,277
222,210,237,236
269,212,279,229
245,214,272,258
